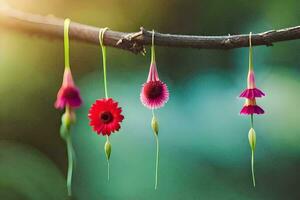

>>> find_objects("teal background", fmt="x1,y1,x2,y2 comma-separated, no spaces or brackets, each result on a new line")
1,0,300,199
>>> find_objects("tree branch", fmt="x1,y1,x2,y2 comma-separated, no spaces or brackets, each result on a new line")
1,5,300,54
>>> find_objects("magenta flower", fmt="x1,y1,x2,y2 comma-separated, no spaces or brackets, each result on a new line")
239,32,266,187
240,99,264,115
239,70,265,99
239,34,265,116
140,61,169,109
55,68,82,109
140,30,170,190
239,63,265,116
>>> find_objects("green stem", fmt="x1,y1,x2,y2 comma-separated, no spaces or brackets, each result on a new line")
64,18,71,69
249,32,253,71
99,28,109,98
71,139,77,170
151,30,156,64
106,135,110,182
66,136,74,196
107,159,110,182
250,113,255,187
102,45,108,99
154,134,159,190
152,109,159,190
251,150,256,187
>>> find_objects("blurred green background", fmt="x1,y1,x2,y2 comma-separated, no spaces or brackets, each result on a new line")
1,0,300,199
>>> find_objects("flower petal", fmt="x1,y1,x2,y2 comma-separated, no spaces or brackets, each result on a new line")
240,105,265,115
239,88,265,99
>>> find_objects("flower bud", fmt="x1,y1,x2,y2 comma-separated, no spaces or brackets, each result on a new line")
105,140,111,160
61,110,76,130
151,116,159,136
60,124,69,139
248,128,256,151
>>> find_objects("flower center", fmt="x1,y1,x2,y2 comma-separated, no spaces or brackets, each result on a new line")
100,111,113,124
64,87,79,99
146,82,163,99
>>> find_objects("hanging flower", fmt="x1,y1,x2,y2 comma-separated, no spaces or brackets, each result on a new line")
55,18,82,196
55,67,82,109
87,28,125,181
88,98,124,136
140,30,169,190
240,99,264,115
140,61,169,109
239,32,266,188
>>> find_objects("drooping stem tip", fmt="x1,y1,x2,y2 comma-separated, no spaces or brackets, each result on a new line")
248,127,256,187
154,134,159,190
251,150,256,187
151,109,159,190
66,136,74,196
105,135,111,182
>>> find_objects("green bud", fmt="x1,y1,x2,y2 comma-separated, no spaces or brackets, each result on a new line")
105,140,111,160
248,128,256,151
151,116,159,136
61,110,76,130
62,113,71,130
60,124,69,140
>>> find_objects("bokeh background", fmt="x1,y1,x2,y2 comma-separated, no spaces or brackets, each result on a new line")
1,0,300,199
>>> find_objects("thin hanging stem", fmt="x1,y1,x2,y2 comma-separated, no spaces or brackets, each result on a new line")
151,30,156,64
107,159,110,182
154,134,159,190
251,150,256,187
250,113,256,187
249,33,255,186
152,109,159,190
66,136,74,196
106,135,110,182
99,28,109,99
249,32,253,71
64,18,71,69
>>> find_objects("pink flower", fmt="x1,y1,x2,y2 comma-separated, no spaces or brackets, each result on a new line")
140,61,169,109
240,32,265,188
55,68,82,109
240,99,264,115
239,70,265,99
239,68,265,115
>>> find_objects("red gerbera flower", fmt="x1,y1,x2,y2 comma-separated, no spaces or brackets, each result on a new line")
55,68,82,109
88,98,124,136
